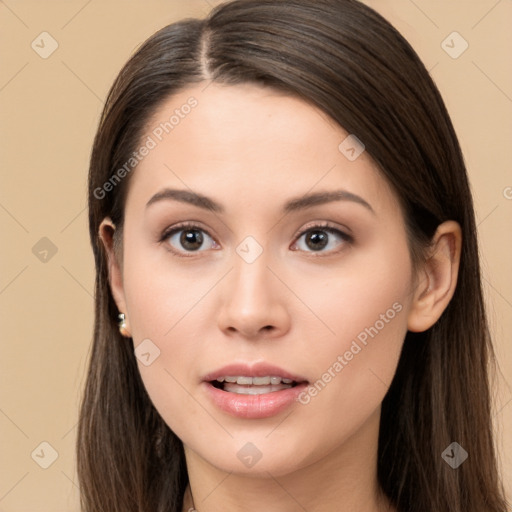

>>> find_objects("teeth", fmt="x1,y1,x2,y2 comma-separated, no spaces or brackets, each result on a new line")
223,383,292,395
252,376,271,385
214,375,295,385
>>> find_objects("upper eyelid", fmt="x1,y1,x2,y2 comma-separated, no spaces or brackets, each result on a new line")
162,221,348,239
291,221,351,240
161,221,213,238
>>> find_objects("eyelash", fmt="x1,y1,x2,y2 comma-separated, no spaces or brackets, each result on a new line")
159,221,353,258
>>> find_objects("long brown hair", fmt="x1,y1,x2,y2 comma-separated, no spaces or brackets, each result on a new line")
78,1,509,510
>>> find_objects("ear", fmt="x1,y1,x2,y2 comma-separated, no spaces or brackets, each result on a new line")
98,217,131,337
407,221,462,332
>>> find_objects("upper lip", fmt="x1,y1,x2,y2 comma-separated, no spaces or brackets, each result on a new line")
202,362,309,383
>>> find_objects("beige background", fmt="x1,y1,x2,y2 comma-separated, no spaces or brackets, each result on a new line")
0,1,510,510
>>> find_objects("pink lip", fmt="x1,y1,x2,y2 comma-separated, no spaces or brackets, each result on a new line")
202,362,308,383
202,362,309,419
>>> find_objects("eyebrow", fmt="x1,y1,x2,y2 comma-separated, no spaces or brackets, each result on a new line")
145,187,375,215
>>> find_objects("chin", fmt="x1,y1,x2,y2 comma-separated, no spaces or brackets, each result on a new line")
188,434,323,478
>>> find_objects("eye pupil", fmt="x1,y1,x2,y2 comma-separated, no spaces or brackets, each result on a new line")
181,229,203,250
306,230,328,251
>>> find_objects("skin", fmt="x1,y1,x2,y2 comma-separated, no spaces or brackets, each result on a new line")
100,82,462,512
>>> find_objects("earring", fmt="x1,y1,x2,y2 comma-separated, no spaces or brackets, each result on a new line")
118,313,131,337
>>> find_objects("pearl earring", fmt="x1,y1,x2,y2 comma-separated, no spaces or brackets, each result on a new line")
118,313,131,337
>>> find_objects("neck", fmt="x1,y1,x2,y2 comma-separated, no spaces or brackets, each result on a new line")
181,408,394,512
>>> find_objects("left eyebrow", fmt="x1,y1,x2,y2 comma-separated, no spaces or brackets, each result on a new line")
145,187,375,215
283,190,375,215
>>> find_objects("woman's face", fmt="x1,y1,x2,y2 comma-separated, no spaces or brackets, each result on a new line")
107,82,418,476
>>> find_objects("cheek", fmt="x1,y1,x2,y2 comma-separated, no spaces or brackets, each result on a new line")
291,237,412,443
298,235,412,358
120,240,215,427
122,237,212,341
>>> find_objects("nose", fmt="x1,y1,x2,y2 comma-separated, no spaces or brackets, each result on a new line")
216,248,291,340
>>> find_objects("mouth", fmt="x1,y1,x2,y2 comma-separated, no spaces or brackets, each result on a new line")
210,375,303,395
202,363,310,418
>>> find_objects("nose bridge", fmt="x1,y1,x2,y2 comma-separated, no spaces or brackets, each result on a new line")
216,235,289,337
230,237,275,305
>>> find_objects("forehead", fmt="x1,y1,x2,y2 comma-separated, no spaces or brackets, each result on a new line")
124,82,398,217
145,82,342,162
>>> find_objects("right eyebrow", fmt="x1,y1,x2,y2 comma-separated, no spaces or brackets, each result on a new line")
146,188,224,213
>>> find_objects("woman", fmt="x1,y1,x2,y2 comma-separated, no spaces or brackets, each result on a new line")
77,0,509,511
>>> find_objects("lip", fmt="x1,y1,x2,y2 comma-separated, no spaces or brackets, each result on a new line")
202,362,309,419
202,362,308,383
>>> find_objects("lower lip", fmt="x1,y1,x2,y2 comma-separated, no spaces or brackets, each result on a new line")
203,381,309,419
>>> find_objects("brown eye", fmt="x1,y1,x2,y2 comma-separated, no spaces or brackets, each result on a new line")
304,230,329,251
179,229,204,251
162,224,218,254
292,225,351,254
